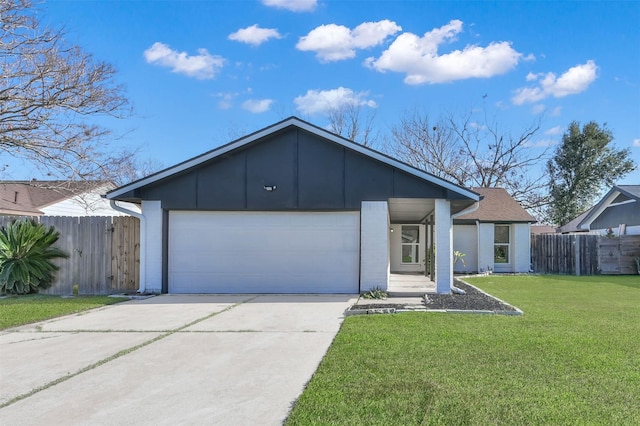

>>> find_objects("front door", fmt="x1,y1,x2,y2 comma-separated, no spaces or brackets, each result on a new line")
390,224,426,273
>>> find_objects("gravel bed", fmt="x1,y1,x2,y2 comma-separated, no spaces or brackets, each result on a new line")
350,280,519,314
425,280,517,312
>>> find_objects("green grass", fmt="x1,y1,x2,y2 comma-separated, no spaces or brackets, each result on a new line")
0,294,126,330
286,275,640,425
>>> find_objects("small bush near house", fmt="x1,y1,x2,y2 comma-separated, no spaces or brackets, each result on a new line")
0,220,68,295
363,287,388,299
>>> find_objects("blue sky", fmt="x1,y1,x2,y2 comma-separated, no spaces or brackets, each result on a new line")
21,0,640,184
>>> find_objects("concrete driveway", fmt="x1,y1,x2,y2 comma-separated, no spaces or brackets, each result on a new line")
0,294,357,425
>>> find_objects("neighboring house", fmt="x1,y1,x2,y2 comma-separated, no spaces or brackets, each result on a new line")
559,185,640,236
0,180,139,217
107,117,481,295
530,225,557,235
451,187,536,274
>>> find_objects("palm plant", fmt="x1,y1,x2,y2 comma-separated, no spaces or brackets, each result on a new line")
0,220,68,295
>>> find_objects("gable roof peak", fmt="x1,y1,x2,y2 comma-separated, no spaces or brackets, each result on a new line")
107,117,479,203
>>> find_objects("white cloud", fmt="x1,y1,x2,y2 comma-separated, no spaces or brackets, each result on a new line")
144,42,224,79
551,106,562,117
296,20,401,62
525,138,558,148
531,104,545,115
525,125,565,147
545,125,564,136
633,138,640,147
228,25,282,46
261,0,316,12
214,92,238,109
294,87,377,115
242,99,274,113
511,60,598,105
365,20,522,84
470,122,487,131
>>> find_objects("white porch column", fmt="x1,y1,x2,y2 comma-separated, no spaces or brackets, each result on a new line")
360,201,389,292
434,199,453,294
141,200,163,293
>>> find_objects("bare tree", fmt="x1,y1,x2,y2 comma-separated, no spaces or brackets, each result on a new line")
390,109,549,214
327,104,378,147
107,150,164,186
390,111,466,182
0,0,131,181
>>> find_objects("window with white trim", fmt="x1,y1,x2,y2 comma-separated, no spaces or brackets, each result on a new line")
494,225,510,264
401,225,420,264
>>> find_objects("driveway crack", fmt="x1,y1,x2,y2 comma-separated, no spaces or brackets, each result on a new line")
0,296,257,409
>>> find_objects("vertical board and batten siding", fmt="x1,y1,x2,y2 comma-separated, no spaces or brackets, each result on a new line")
0,216,139,295
532,234,640,275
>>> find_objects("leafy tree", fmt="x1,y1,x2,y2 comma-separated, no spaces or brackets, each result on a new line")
390,109,548,213
546,121,636,225
0,0,131,181
0,220,68,295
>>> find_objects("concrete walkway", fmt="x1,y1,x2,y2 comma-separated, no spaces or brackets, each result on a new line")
387,273,436,296
0,294,357,425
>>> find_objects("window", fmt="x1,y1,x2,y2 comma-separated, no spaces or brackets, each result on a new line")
401,225,420,264
494,225,510,264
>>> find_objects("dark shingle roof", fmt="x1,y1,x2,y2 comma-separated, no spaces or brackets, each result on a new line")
454,187,536,223
558,208,592,233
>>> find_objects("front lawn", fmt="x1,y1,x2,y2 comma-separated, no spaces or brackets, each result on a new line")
286,275,640,425
0,295,126,330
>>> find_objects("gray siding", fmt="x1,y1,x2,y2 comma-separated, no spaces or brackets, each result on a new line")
135,127,456,210
591,201,640,229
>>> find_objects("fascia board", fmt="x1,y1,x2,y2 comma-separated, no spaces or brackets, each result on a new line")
107,117,480,202
578,187,619,230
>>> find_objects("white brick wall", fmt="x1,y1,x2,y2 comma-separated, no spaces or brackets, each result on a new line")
434,199,452,294
513,223,531,272
477,222,495,273
360,201,389,292
142,200,163,293
453,225,478,273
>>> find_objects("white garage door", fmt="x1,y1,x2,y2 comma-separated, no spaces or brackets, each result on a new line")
168,211,360,293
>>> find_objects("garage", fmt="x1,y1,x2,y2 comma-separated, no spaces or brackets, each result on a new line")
168,211,360,293
107,117,479,294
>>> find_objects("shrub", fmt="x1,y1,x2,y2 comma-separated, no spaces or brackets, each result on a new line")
0,220,68,295
363,287,388,299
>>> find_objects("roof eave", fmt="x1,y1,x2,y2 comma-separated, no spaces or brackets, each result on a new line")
107,117,480,202
577,187,620,229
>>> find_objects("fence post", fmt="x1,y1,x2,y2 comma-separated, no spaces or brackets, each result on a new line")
574,236,581,276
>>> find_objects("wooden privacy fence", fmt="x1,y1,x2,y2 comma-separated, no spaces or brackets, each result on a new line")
531,234,640,275
0,216,140,295
599,235,640,275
